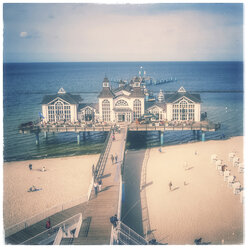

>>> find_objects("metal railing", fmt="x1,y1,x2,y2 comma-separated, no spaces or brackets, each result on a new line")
5,188,90,237
128,120,220,132
94,127,113,179
21,213,82,245
115,221,148,245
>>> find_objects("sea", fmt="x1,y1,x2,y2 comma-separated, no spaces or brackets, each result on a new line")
3,61,243,162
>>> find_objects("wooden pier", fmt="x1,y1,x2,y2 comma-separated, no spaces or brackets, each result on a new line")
19,120,220,145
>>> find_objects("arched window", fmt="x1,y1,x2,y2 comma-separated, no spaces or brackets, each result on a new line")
115,99,128,107
172,99,194,121
48,101,71,122
179,100,188,120
102,100,111,122
84,107,94,121
133,99,141,120
55,102,64,121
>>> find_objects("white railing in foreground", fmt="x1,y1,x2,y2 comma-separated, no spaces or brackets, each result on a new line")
21,213,82,245
113,221,148,245
5,180,92,238
53,227,63,245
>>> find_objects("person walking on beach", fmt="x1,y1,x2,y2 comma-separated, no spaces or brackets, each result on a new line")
94,181,98,197
115,154,118,163
169,181,172,191
98,179,102,192
112,133,115,141
111,154,114,164
29,164,32,171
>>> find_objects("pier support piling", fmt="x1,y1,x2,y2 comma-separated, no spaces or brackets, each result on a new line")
201,131,206,142
196,130,200,140
35,133,39,145
193,130,196,137
77,132,81,145
160,131,164,145
83,131,86,141
44,131,48,139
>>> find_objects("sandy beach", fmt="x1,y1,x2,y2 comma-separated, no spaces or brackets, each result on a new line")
3,154,99,229
144,136,243,245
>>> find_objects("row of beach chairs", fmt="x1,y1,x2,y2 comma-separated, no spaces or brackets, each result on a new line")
211,153,243,203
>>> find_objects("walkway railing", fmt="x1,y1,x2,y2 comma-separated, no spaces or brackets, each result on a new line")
128,120,220,132
5,191,89,237
113,221,148,245
21,213,82,245
94,127,113,180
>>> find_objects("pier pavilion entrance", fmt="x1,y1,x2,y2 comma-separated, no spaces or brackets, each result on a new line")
114,109,132,122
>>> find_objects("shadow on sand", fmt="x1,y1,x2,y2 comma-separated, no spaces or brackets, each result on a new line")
121,149,146,237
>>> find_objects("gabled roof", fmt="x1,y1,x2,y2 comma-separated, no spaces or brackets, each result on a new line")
42,93,82,105
129,88,145,98
78,103,99,112
145,101,166,111
98,87,115,98
164,92,201,103
112,84,132,93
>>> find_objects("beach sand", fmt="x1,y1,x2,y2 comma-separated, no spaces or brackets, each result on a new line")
145,136,243,245
3,154,99,229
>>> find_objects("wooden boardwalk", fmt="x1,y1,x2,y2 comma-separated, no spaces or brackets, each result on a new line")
5,126,128,245
73,126,127,245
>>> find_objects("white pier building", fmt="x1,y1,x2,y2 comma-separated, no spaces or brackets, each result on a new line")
41,77,201,124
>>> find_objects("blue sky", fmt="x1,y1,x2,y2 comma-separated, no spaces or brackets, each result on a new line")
3,3,243,62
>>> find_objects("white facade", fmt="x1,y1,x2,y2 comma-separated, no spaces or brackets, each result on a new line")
41,85,201,124
42,98,78,123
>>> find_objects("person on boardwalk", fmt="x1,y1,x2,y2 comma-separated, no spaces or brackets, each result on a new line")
98,179,102,192
29,164,32,170
112,133,115,141
111,154,114,164
115,154,118,163
46,218,51,230
110,214,118,228
94,181,98,197
169,181,172,191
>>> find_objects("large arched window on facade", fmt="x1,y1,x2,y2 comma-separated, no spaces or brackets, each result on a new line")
180,100,188,120
55,101,64,121
48,101,71,122
102,100,111,122
172,99,194,121
115,99,128,107
133,99,141,120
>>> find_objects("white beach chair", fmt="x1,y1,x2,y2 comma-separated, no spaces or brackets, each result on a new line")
211,154,217,163
224,170,230,181
227,175,235,187
232,182,241,195
215,159,222,169
240,191,244,203
238,163,244,173
228,152,235,162
233,157,239,167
